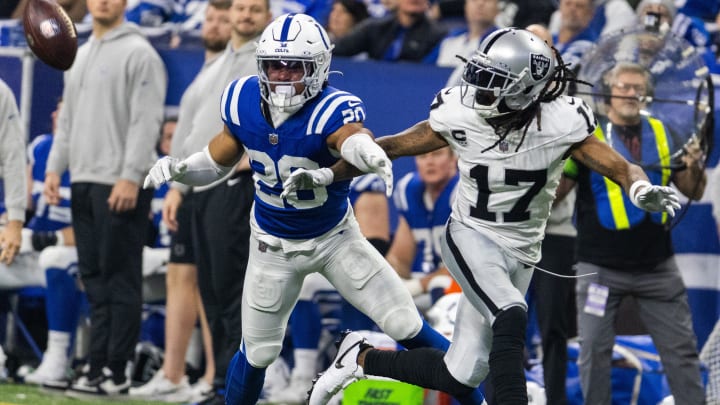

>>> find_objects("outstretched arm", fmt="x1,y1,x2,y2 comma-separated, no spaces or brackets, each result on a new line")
281,120,448,197
144,125,243,189
331,120,449,181
570,136,680,215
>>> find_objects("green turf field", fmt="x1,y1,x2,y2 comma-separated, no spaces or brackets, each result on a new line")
0,383,169,405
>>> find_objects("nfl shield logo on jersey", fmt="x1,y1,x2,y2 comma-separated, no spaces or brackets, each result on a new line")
530,53,550,81
269,133,279,145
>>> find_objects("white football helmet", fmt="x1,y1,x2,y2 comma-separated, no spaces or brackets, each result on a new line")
460,28,556,117
256,13,334,111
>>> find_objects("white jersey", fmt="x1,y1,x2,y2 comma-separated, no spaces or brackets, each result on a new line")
428,87,594,263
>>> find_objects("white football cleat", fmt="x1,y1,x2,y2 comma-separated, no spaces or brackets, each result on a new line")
129,369,192,401
307,331,368,405
24,353,68,385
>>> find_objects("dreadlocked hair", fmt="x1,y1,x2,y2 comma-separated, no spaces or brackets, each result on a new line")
483,46,592,153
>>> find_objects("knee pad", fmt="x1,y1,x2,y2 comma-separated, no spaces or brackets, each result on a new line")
38,246,77,273
244,341,283,368
376,306,422,341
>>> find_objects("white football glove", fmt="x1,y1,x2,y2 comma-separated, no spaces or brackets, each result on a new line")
354,149,394,197
340,133,394,197
630,180,681,216
280,168,334,199
143,156,187,189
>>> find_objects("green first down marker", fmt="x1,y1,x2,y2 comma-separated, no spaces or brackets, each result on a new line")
342,379,425,405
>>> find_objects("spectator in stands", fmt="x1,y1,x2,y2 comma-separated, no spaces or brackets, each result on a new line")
560,62,706,404
43,0,166,397
145,0,270,403
427,0,499,67
552,0,599,71
326,0,369,42
497,0,556,29
524,22,579,405
635,0,720,73
676,0,720,23
387,147,458,312
130,3,232,401
333,0,447,62
430,0,499,86
549,0,636,40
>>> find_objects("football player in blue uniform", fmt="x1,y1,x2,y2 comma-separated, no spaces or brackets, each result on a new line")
143,13,476,405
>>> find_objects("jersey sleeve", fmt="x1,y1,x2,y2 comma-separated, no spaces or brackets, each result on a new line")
427,88,455,135
307,91,367,137
562,96,597,144
220,75,254,130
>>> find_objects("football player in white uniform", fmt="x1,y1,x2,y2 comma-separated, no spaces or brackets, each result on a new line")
143,13,486,405
284,27,681,405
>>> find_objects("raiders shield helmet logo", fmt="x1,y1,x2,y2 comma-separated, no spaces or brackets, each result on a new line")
530,53,551,81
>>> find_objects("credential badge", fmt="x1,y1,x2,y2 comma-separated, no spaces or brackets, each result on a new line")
269,133,279,145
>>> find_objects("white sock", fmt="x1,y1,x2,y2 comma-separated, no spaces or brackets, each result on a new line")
292,349,318,381
45,331,70,365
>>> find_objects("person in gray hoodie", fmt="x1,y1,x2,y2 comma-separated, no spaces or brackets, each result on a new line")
0,78,26,267
43,0,167,397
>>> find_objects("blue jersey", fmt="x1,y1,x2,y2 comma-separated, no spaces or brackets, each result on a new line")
125,0,175,26
27,135,72,232
220,76,365,239
394,172,458,275
151,177,171,248
348,174,386,206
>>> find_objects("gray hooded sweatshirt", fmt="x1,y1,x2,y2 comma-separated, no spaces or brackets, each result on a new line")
0,79,27,222
47,22,167,186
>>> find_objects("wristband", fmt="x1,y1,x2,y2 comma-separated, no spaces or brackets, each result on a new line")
629,180,651,206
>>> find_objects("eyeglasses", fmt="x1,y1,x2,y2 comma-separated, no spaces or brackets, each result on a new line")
612,82,647,94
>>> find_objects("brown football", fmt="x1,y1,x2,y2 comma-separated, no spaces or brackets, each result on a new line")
22,0,78,71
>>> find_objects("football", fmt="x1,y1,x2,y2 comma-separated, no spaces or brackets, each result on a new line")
22,0,78,71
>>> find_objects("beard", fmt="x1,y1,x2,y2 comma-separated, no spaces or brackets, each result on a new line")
203,37,228,53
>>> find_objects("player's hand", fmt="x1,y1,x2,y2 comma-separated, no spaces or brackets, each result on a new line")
143,156,187,189
357,150,393,197
43,172,62,206
0,220,23,265
280,168,334,199
631,181,681,216
162,188,184,232
108,179,139,213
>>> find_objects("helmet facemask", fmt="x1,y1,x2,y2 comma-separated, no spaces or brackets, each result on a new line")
256,14,334,112
459,28,555,118
460,53,533,117
258,57,320,112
